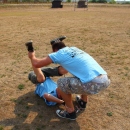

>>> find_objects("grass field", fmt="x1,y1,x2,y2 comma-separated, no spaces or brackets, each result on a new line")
0,4,130,130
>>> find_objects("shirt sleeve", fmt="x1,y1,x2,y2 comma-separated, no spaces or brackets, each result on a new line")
49,51,63,64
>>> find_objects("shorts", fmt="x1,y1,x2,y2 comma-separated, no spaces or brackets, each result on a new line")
57,75,110,95
28,66,62,84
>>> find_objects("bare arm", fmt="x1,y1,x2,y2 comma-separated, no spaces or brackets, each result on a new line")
43,93,64,104
28,51,52,68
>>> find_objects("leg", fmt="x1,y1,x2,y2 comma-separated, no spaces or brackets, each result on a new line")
56,88,76,120
41,66,67,77
32,66,45,83
43,93,64,104
81,95,88,102
57,77,85,111
76,74,110,109
56,77,90,120
29,66,68,84
58,91,88,112
58,88,74,113
56,77,82,120
28,66,45,84
76,94,87,110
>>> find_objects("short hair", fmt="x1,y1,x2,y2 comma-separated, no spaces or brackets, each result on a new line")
52,41,66,52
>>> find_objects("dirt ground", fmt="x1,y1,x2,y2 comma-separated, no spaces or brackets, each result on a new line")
0,4,130,130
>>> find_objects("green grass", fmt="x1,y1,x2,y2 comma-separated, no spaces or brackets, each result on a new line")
18,84,25,90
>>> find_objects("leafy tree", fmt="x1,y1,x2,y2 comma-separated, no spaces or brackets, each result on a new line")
97,0,107,3
109,0,116,4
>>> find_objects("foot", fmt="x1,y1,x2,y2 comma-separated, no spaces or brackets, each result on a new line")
50,36,66,45
25,40,34,52
76,95,87,110
56,110,76,120
58,36,66,41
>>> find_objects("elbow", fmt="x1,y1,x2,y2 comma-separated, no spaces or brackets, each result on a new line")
32,61,44,68
32,62,40,68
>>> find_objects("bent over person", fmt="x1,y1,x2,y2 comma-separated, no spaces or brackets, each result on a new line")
26,37,110,120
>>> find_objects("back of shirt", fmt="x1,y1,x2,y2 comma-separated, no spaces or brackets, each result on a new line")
49,47,107,83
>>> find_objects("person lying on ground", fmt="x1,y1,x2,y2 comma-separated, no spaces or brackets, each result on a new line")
28,61,65,106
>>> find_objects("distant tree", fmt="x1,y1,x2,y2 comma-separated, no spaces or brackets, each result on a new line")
67,0,71,2
90,0,107,3
97,0,107,3
90,0,97,3
109,0,116,4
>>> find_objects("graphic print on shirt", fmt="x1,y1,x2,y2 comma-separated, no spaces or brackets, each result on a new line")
67,47,84,58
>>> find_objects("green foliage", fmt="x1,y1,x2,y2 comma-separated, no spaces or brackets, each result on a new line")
18,84,25,90
124,2,130,4
46,0,51,2
6,0,49,3
67,0,71,2
90,0,97,3
97,0,107,3
107,112,113,116
36,128,41,130
10,98,17,102
90,0,107,3
0,74,6,78
109,0,116,4
0,125,4,130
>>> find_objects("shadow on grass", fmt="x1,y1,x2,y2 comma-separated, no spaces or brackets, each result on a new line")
0,91,80,130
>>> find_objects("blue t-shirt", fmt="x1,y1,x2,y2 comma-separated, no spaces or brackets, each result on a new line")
49,47,107,83
35,77,57,106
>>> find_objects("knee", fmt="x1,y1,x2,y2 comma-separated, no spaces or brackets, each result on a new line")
43,93,48,99
58,66,68,75
37,76,45,83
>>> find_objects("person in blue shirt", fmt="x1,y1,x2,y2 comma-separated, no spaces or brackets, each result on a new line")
28,65,65,106
27,39,110,120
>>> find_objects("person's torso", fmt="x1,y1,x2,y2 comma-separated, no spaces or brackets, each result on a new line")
49,47,107,83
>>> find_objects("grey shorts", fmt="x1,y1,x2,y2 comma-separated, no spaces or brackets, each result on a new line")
57,75,110,95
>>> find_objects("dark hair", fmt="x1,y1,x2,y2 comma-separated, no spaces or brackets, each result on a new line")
52,41,66,52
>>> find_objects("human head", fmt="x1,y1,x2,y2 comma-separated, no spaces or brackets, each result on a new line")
52,41,66,52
